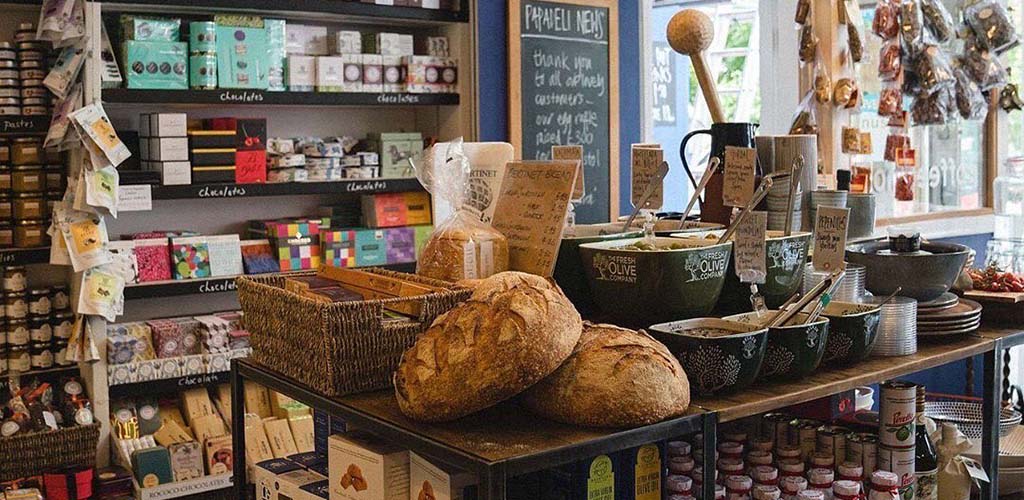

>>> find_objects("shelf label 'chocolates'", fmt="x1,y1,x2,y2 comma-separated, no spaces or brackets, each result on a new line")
491,160,578,276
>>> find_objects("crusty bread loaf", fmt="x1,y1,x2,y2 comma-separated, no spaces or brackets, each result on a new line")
417,219,510,282
521,323,691,428
394,271,582,422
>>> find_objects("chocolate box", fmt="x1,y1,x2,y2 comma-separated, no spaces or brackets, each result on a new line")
322,230,357,268
385,227,416,264
250,219,322,272
354,229,386,267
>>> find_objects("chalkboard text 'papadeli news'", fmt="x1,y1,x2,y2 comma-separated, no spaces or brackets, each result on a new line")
524,2,607,41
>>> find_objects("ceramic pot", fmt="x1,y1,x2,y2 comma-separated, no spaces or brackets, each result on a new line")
649,318,768,396
725,311,830,381
822,301,882,364
553,223,642,316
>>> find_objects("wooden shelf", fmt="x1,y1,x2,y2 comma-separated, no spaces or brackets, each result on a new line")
692,330,1011,422
99,0,468,23
146,178,423,200
102,89,459,107
124,263,416,300
0,247,52,266
109,370,229,399
0,115,48,135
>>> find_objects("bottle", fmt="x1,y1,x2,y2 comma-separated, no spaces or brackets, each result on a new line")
914,386,938,500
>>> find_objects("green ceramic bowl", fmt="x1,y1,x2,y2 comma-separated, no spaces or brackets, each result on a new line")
553,223,642,316
724,311,830,381
672,230,812,314
619,217,726,237
648,318,768,396
822,301,881,365
578,237,733,328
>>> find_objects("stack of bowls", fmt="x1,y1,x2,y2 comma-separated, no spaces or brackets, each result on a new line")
766,179,802,231
802,263,866,302
864,296,918,356
808,190,849,228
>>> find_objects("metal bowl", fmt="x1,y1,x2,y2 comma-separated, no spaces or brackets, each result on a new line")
845,241,970,302
925,400,1022,439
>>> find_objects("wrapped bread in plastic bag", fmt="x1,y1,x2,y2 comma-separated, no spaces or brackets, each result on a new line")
789,90,819,135
413,138,510,282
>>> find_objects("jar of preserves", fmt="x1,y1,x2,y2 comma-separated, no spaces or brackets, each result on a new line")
3,266,25,293
27,287,49,316
0,42,14,61
50,285,69,311
29,341,52,369
0,222,13,248
0,166,10,191
53,339,71,366
8,344,28,371
4,291,26,320
13,193,43,219
14,219,46,248
0,348,6,374
6,319,27,346
52,311,72,339
11,166,42,192
44,164,64,191
11,138,41,166
28,316,51,342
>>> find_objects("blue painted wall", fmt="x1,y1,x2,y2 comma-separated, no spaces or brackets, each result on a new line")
478,0,642,218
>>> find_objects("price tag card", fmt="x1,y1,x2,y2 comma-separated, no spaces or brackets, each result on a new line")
631,145,664,209
723,146,756,207
491,161,578,276
962,457,990,484
552,145,585,201
812,205,850,272
734,211,767,284
118,185,152,212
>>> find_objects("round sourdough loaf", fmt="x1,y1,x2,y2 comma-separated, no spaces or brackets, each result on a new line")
521,323,691,428
394,271,583,422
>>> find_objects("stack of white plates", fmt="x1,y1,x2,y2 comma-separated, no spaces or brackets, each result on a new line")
802,263,866,302
767,183,802,232
864,296,918,356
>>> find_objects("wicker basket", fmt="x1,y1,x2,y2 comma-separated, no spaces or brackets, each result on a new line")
237,268,471,397
0,424,101,481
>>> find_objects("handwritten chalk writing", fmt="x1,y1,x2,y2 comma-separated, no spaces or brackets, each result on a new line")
734,212,767,284
197,185,247,198
813,206,850,272
651,42,676,126
523,4,608,40
219,90,264,103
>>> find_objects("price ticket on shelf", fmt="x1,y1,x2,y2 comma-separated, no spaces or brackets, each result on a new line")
813,206,850,272
631,144,664,210
491,161,578,276
723,146,756,208
552,145,585,201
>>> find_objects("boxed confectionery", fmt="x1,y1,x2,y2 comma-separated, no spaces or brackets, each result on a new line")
405,56,458,93
322,230,357,268
354,229,387,267
409,451,478,500
248,218,323,271
361,192,432,228
328,431,409,500
215,16,268,89
123,41,188,89
366,132,423,178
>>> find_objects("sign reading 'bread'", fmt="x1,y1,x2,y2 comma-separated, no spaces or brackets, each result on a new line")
491,161,578,276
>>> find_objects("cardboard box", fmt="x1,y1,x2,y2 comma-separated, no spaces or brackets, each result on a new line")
367,132,422,179
316,56,345,92
335,31,361,55
361,54,383,93
147,137,189,162
245,415,275,474
328,432,409,500
339,54,363,93
255,458,303,500
265,418,300,458
188,129,237,149
413,225,432,258
288,55,316,91
244,381,273,418
182,387,215,426
404,56,457,93
191,413,227,445
403,192,432,225
385,227,416,264
361,193,407,228
168,441,204,482
132,446,174,487
146,161,191,185
381,55,404,93
354,229,387,267
124,40,188,90
153,419,193,447
216,25,268,89
409,451,478,500
313,409,346,458
322,230,357,268
290,415,315,453
145,113,187,138
278,469,327,500
266,19,287,91
204,435,234,475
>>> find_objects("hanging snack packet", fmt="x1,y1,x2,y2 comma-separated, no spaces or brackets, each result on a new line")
413,138,510,282
914,45,955,95
795,0,811,25
873,0,900,40
964,0,1019,54
814,59,832,104
920,0,955,44
84,165,119,218
37,0,76,43
884,133,911,162
45,84,83,150
901,0,924,44
846,1,864,63
789,90,819,135
58,0,86,47
878,84,903,117
78,264,125,322
954,67,987,120
911,86,953,126
70,103,131,168
57,207,112,272
833,78,859,108
799,24,818,64
960,45,1008,91
888,110,909,128
878,40,902,81
44,44,86,99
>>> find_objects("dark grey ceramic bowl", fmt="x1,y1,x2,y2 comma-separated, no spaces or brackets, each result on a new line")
822,301,881,365
845,241,970,302
649,318,768,396
725,311,830,381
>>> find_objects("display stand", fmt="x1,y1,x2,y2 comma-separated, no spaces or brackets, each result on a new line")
230,327,1024,500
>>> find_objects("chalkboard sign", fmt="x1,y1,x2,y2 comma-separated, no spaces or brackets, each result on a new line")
509,0,619,223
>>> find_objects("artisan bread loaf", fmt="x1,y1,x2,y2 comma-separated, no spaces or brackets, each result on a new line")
394,271,582,422
521,323,691,428
417,213,510,282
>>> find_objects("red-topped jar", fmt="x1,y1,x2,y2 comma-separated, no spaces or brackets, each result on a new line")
809,451,835,470
717,457,745,484
867,471,900,500
670,455,696,475
778,458,805,478
807,468,835,500
749,436,774,453
747,451,773,468
668,440,693,458
837,462,863,483
719,441,745,460
668,474,694,495
751,465,779,487
780,476,808,500
753,485,782,500
726,475,753,500
832,480,861,500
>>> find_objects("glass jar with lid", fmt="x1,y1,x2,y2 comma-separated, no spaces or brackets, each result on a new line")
11,166,42,192
0,222,13,248
6,319,27,346
4,292,26,320
27,287,49,316
8,344,28,372
2,266,25,293
29,316,52,342
44,164,64,191
14,219,45,248
52,311,73,339
50,285,69,311
29,342,52,369
11,138,40,165
13,193,43,219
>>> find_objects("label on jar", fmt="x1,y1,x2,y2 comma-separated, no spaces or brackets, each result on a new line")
8,348,28,371
52,290,69,310
30,348,52,368
915,470,936,500
53,318,72,339
7,322,27,345
3,271,25,292
28,295,49,315
30,322,51,341
64,380,82,396
6,297,26,319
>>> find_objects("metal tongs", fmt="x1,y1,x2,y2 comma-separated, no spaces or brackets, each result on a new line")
718,171,792,245
785,155,805,237
768,269,845,328
678,157,722,230
622,161,671,233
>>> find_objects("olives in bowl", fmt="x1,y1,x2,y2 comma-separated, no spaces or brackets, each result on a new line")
648,318,768,396
578,237,733,328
